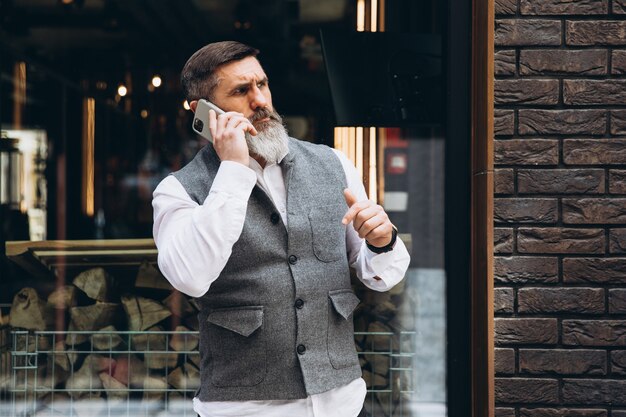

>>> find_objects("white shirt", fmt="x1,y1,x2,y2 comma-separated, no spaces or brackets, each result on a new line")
152,147,410,417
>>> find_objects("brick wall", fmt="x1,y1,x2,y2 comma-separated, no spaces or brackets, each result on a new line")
494,1,626,416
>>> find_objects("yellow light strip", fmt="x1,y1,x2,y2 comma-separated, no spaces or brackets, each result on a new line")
82,97,95,217
371,0,378,32
355,127,364,179
369,127,377,201
13,62,26,129
357,0,365,31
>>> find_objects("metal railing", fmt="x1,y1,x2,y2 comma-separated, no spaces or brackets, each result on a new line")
7,329,416,417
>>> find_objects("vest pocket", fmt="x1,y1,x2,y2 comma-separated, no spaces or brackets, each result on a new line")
327,289,361,369
206,306,266,387
309,204,347,262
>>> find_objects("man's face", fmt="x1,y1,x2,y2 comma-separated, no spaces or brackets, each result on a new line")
211,56,273,124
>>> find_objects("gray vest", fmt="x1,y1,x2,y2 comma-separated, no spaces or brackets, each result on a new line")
172,137,362,401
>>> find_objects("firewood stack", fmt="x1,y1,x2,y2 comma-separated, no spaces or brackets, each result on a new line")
6,263,415,415
7,264,200,404
351,274,416,417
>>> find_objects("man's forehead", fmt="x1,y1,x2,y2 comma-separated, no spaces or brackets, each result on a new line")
216,57,266,84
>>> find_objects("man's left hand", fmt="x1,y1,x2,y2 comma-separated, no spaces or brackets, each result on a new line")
342,188,395,248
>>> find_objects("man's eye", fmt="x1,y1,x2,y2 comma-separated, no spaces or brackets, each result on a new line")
257,81,267,88
235,88,247,95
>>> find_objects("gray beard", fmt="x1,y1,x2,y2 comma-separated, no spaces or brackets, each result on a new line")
245,119,290,165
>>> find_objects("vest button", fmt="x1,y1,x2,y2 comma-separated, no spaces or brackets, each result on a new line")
289,255,298,265
297,344,306,355
295,298,304,309
270,212,280,224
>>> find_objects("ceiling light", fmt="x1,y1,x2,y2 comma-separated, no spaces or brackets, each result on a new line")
151,75,162,88
117,84,127,97
183,100,191,110
140,109,149,119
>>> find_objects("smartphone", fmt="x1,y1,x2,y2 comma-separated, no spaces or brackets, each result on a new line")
192,99,225,142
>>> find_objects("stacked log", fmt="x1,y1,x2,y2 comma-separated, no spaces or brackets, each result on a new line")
5,263,417,415
7,265,201,404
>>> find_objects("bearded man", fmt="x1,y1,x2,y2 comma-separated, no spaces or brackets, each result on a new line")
152,41,410,417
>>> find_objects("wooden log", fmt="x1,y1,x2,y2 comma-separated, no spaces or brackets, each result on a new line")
362,369,387,389
163,291,195,318
169,326,198,352
47,285,78,309
113,354,146,388
91,325,124,351
67,302,119,345
73,267,113,301
144,351,178,370
52,340,78,372
64,354,115,399
9,287,47,330
131,325,166,351
167,363,200,392
188,352,201,369
99,371,128,400
121,295,171,331
142,375,168,401
135,260,171,290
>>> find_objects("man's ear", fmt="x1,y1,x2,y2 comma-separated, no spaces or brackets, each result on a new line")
189,100,198,113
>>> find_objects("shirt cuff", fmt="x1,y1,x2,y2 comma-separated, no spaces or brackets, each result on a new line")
358,238,410,291
205,161,257,202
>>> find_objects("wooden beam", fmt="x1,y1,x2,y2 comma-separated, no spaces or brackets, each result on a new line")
471,0,495,416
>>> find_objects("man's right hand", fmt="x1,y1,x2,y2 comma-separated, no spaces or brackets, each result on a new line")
208,109,258,166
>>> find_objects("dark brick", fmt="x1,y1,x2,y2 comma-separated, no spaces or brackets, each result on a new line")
610,171,626,194
562,379,626,405
518,287,605,313
609,289,626,314
518,228,604,254
567,21,626,46
616,0,626,13
495,348,516,374
564,258,626,283
495,287,515,313
496,0,517,14
519,110,606,135
611,50,626,74
563,198,626,224
495,169,515,195
520,49,607,75
564,139,626,165
495,378,559,404
610,229,626,253
495,50,516,76
495,256,559,284
520,408,608,417
519,349,607,375
495,198,558,224
521,0,607,14
565,80,626,105
611,110,626,135
562,320,626,346
497,408,517,417
495,109,515,136
496,19,562,46
495,140,559,166
495,228,514,253
518,169,604,194
495,79,559,105
496,318,558,345
612,351,626,374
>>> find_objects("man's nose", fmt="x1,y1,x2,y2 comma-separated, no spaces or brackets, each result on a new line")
250,86,268,110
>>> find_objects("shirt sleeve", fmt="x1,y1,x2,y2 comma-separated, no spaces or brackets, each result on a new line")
152,161,257,297
331,149,411,292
